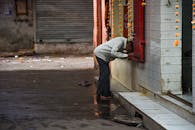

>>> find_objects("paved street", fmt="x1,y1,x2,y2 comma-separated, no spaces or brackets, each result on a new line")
0,56,145,130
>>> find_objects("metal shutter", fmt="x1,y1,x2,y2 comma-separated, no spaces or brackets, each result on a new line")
35,0,93,43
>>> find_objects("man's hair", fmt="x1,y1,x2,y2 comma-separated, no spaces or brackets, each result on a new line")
126,39,134,52
127,39,133,44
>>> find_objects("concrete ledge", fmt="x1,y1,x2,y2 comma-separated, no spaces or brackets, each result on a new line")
116,92,195,130
111,79,195,130
110,79,165,130
156,94,195,124
114,92,166,130
0,49,34,57
138,87,195,124
34,43,93,55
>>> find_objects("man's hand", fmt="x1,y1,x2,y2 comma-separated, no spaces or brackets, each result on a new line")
122,50,128,54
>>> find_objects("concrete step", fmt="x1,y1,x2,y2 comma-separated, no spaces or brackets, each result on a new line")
117,92,195,130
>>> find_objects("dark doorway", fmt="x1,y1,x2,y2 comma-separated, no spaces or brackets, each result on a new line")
182,0,192,96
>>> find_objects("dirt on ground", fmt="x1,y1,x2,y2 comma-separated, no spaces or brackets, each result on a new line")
0,56,145,130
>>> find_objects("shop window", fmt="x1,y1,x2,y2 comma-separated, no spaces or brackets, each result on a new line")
15,0,28,15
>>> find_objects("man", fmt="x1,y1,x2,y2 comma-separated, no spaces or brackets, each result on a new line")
94,37,132,100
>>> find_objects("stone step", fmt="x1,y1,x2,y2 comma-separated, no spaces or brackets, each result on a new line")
117,92,195,130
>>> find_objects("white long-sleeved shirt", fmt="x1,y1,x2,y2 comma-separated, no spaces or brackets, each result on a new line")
94,37,128,62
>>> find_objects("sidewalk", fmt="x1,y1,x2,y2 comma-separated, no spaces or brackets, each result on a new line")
0,55,94,70
111,78,195,130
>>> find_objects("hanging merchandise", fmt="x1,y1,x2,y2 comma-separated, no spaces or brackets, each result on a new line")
123,0,128,38
111,0,115,37
173,0,180,47
111,0,117,38
118,0,123,36
127,0,134,40
111,0,134,39
111,0,124,37
141,0,146,6
105,0,111,40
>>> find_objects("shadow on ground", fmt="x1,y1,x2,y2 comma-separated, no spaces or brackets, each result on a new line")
0,69,145,130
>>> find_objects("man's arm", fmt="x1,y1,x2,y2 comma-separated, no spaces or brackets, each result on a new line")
110,42,128,58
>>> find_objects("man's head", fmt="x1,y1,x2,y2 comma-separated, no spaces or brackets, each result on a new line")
126,40,134,53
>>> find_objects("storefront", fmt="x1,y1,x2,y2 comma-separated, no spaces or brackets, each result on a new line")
93,0,195,113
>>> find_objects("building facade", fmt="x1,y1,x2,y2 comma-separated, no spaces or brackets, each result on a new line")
93,0,195,115
0,0,34,52
0,0,93,54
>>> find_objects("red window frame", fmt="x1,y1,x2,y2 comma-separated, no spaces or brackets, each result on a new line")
128,0,145,63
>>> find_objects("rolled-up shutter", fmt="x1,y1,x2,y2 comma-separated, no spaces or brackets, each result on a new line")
35,0,93,43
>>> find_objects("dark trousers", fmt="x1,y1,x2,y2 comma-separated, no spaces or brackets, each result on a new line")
96,56,111,97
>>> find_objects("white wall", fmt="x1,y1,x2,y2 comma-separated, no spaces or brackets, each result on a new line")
193,32,195,112
192,1,195,113
136,0,162,92
160,0,182,94
111,59,135,90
